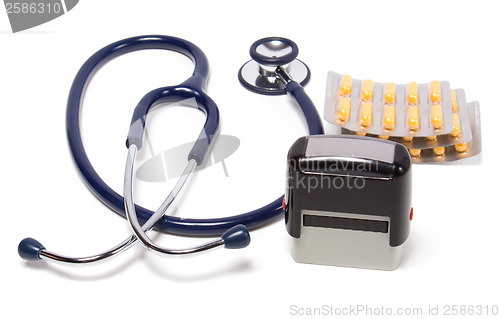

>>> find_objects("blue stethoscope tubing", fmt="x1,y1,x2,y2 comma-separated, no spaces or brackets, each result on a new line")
66,35,324,237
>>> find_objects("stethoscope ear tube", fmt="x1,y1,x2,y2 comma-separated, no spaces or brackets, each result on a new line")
64,35,298,238
285,81,324,136
124,86,219,166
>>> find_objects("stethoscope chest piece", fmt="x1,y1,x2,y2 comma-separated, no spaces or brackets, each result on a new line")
238,37,311,95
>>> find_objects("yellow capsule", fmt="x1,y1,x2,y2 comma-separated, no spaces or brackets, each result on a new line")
359,102,373,127
383,105,396,130
407,105,420,131
361,79,373,101
409,149,421,157
451,89,458,112
451,113,461,137
379,135,390,140
403,136,414,142
356,132,367,136
433,147,445,156
427,135,437,141
384,82,396,104
455,142,468,153
407,82,419,105
431,104,443,129
336,97,351,122
430,80,441,103
339,75,352,96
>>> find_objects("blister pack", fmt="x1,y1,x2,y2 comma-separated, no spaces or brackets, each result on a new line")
324,72,482,163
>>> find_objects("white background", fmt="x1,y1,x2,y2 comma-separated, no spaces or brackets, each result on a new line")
1,1,499,318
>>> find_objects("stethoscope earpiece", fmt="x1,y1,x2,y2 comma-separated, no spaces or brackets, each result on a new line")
221,225,251,249
18,237,45,261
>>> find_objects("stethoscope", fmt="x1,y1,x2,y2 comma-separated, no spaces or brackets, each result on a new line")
18,35,324,264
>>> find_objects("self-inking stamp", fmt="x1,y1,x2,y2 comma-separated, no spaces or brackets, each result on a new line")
284,135,412,270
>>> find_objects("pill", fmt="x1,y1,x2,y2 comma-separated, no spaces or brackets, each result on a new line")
359,101,373,127
431,104,443,129
408,105,420,130
336,97,351,122
454,142,467,153
451,113,461,137
384,82,396,104
430,80,441,103
409,149,421,157
451,89,458,112
433,147,445,156
339,75,352,96
407,82,419,105
379,135,390,140
361,79,373,101
427,135,437,141
383,105,396,130
403,136,414,142
356,132,367,136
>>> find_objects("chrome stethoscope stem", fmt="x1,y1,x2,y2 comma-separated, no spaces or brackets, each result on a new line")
36,151,218,264
123,144,224,256
40,236,137,264
124,145,225,256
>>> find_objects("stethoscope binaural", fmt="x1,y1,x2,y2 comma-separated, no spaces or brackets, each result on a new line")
18,35,324,264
